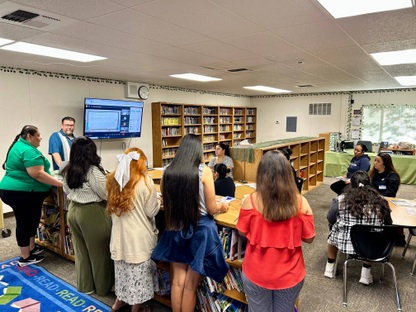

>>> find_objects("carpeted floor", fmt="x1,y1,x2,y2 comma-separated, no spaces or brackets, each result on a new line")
1,177,416,312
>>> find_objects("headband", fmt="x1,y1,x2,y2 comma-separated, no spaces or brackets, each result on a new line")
114,151,140,191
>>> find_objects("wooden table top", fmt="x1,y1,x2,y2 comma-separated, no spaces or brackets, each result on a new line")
388,198,416,228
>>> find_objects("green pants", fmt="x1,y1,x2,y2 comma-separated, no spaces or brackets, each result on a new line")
67,200,114,296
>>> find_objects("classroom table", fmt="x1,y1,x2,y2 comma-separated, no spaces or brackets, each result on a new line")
388,198,416,228
324,151,416,185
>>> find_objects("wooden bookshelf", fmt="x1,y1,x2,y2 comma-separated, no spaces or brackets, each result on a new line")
231,137,326,193
152,102,257,167
36,187,74,262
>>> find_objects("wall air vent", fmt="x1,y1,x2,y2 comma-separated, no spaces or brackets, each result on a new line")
297,84,314,88
0,2,76,31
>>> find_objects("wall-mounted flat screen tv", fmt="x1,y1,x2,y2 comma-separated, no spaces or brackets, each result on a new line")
83,98,144,139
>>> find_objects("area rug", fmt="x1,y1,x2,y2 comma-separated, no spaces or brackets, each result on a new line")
0,257,110,312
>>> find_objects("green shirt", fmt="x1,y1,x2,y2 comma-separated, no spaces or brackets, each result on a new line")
0,138,52,192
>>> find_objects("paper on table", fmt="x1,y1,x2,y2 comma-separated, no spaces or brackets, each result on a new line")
406,208,416,215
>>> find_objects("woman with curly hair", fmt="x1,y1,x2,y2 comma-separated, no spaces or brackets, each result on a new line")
325,170,392,285
106,147,160,312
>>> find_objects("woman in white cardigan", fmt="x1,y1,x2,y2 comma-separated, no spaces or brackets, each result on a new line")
106,147,161,312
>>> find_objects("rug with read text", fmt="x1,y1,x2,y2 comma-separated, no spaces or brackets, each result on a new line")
0,257,109,312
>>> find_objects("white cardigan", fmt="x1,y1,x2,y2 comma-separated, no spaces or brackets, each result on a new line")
109,175,161,264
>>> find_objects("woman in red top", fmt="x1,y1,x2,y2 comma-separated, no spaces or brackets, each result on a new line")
236,151,315,312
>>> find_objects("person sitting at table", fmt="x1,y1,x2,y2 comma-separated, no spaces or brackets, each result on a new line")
369,153,400,197
208,143,234,179
214,163,235,197
325,171,392,285
330,144,370,195
369,153,405,245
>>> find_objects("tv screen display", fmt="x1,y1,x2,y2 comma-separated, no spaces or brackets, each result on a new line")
83,98,144,139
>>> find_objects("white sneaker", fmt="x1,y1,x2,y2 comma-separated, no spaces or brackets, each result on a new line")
359,267,373,285
324,262,335,278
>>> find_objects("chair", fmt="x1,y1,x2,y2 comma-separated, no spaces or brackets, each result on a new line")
401,228,416,275
295,176,304,193
343,224,401,311
357,140,373,152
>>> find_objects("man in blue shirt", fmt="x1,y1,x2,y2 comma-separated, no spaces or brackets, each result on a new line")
48,117,76,170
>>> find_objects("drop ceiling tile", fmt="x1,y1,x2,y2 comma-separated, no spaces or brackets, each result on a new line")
131,0,263,38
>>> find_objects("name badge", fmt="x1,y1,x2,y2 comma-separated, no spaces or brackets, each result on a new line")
379,185,387,190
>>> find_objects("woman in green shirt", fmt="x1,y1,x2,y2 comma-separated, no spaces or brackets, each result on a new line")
0,125,62,266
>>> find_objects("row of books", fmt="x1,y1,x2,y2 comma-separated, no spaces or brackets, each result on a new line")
219,228,247,261
197,285,247,312
204,267,244,294
37,224,61,247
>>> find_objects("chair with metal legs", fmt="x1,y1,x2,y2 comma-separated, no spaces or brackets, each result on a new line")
343,224,401,311
401,228,416,275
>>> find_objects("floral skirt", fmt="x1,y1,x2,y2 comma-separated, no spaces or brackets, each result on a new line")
114,259,159,305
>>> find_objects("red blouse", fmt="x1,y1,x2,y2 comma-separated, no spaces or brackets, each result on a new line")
236,194,315,290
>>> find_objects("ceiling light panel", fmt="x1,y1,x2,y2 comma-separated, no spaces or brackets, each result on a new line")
395,76,416,86
169,73,222,82
243,86,292,93
371,49,416,65
317,0,413,18
0,37,14,46
0,42,107,62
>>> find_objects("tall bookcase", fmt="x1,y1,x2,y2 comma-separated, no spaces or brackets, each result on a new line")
152,102,257,167
232,137,325,192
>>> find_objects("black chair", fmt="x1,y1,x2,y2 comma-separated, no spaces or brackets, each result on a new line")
401,228,416,275
343,224,401,311
295,176,304,193
357,140,373,152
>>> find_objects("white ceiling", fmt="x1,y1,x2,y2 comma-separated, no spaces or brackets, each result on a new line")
0,0,415,96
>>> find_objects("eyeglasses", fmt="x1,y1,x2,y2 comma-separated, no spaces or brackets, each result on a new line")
63,124,75,127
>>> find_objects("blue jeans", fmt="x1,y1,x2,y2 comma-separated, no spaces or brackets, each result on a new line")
242,271,304,312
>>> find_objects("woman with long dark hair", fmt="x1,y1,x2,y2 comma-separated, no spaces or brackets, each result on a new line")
62,136,114,296
0,125,62,266
236,151,315,312
208,142,234,179
369,153,400,197
152,134,229,312
325,171,392,285
107,148,160,312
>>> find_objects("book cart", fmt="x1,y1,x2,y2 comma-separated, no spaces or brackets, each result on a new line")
35,187,74,262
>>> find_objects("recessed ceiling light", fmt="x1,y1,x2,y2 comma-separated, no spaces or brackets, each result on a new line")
371,49,416,65
243,86,292,93
317,0,413,18
395,76,416,86
0,37,14,46
169,73,222,82
0,42,107,62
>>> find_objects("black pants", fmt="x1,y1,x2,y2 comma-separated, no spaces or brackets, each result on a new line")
330,180,348,195
0,189,50,247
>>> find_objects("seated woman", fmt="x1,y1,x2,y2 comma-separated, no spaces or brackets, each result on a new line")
208,143,234,179
369,153,405,245
325,171,392,285
214,163,235,197
330,143,370,195
369,153,400,197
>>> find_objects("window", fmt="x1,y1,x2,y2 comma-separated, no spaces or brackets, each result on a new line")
362,106,416,143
